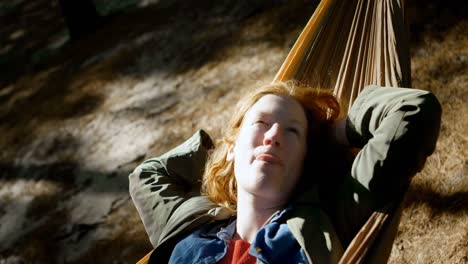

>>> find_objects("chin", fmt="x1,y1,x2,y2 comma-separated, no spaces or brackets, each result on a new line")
253,162,282,175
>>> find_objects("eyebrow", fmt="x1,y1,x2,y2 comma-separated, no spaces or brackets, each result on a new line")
288,118,304,125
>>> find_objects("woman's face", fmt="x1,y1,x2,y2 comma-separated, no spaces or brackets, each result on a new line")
228,94,308,203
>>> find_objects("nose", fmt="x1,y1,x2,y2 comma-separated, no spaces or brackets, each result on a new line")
263,123,282,147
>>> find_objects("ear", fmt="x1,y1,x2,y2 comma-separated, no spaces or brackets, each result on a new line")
226,143,235,161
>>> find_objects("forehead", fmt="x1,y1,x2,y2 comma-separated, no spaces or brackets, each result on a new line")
246,94,307,123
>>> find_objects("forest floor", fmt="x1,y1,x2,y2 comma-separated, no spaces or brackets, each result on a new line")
0,0,466,263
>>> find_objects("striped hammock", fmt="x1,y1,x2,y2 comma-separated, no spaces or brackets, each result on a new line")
274,0,410,111
274,0,410,263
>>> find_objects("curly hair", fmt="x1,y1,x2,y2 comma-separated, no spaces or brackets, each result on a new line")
201,81,342,212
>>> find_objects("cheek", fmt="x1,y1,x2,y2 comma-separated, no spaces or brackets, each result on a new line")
232,132,254,167
288,137,307,158
237,127,262,148
288,142,307,175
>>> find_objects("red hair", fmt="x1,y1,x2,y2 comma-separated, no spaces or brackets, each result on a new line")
201,81,342,212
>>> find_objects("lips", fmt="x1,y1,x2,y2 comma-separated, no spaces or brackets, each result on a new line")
255,153,283,165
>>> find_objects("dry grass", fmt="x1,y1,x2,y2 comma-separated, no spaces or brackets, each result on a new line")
388,21,468,264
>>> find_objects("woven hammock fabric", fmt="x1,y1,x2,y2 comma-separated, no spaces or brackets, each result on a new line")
273,1,411,263
274,0,410,111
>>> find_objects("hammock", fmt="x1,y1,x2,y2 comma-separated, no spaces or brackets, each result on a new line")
137,0,410,263
274,0,410,111
273,0,410,263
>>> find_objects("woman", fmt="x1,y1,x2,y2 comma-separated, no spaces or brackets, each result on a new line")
129,81,441,263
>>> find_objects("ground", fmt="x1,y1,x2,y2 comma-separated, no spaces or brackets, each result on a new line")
0,0,466,263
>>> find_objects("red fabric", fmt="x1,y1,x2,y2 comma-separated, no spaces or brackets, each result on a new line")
218,239,257,264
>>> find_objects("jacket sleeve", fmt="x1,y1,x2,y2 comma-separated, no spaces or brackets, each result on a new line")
128,130,213,246
329,85,442,245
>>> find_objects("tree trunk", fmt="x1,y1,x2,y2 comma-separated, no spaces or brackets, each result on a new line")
59,0,100,40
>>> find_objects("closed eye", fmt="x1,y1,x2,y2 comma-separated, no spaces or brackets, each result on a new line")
287,127,300,136
253,120,268,125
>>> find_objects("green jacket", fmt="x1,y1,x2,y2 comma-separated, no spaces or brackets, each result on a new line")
129,85,441,263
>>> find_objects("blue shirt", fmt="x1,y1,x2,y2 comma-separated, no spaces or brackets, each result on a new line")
169,207,309,264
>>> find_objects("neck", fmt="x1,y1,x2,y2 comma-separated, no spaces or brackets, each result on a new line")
234,190,285,243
